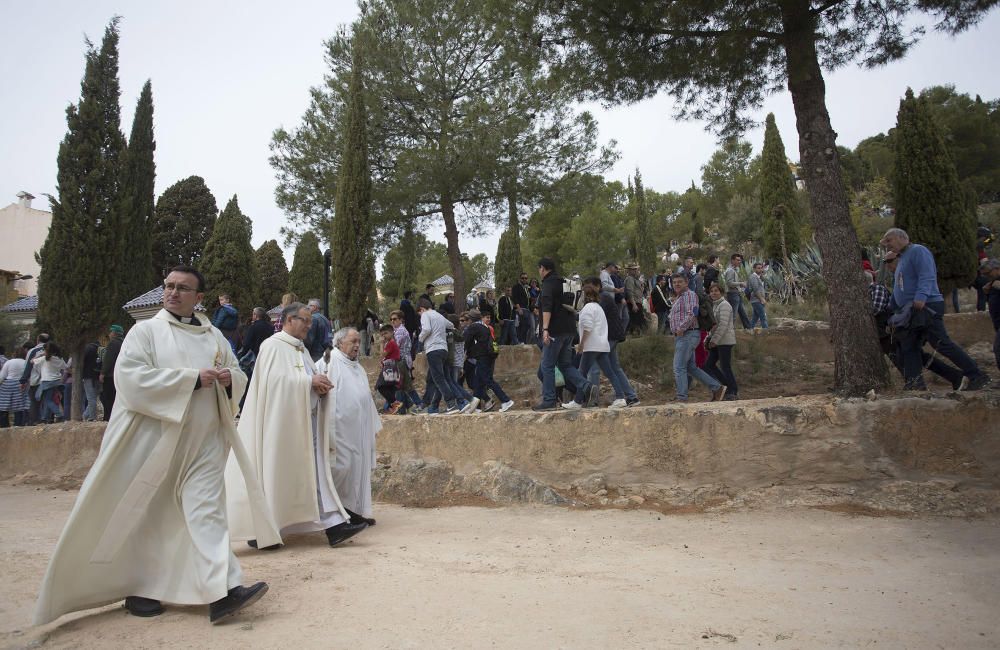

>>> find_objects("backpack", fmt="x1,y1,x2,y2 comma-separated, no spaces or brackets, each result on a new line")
744,283,754,299
696,293,716,331
485,323,500,356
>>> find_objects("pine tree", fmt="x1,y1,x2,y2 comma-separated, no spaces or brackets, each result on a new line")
117,79,156,311
201,196,258,321
760,113,801,261
288,231,325,303
255,239,289,310
893,88,977,293
36,19,126,420
633,169,656,274
151,176,217,279
330,44,374,328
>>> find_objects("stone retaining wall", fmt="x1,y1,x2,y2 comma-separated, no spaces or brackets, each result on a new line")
3,391,998,514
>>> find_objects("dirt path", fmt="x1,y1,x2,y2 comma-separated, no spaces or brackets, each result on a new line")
2,485,998,649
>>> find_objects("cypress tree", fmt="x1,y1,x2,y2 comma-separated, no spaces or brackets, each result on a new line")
893,88,977,293
330,44,374,328
151,176,218,279
691,209,704,245
633,170,656,274
288,231,325,302
255,239,289,310
201,196,258,321
760,113,801,260
494,227,521,292
117,79,156,310
36,19,126,420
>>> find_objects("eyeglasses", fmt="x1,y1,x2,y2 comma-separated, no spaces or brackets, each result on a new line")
163,283,197,293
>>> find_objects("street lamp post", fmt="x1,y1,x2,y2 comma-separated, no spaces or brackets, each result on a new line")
322,249,332,319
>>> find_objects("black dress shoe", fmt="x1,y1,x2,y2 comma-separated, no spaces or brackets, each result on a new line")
209,582,269,624
345,508,376,527
325,521,367,547
247,540,282,551
124,596,164,617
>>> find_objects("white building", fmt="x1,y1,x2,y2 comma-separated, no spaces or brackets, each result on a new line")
0,192,51,297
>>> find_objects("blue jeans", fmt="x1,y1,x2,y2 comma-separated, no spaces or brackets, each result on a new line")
705,344,738,397
750,302,768,329
587,340,636,400
899,301,983,384
539,333,592,406
578,351,628,401
83,377,99,420
726,291,752,329
425,349,457,409
673,329,721,400
499,320,519,345
473,356,510,402
40,385,64,421
424,366,471,407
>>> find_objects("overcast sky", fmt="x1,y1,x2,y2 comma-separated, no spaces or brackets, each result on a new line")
2,1,999,272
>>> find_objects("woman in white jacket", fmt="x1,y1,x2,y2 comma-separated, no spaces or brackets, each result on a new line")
705,283,738,400
563,283,631,410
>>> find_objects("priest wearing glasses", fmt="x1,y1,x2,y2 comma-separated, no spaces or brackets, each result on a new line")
35,266,277,626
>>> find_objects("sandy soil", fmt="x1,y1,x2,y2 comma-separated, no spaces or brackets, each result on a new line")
2,485,998,650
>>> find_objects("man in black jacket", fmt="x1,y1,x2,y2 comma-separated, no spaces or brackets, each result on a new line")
81,341,101,421
99,325,124,421
238,308,274,362
512,272,534,344
533,258,597,411
496,287,519,346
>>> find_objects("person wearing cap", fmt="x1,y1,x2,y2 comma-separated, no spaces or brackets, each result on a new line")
624,263,646,334
99,324,124,421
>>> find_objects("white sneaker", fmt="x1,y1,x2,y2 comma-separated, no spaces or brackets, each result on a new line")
561,401,582,410
461,397,480,414
608,398,627,409
499,400,515,412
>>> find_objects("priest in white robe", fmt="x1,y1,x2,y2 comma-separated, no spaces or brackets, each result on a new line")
326,328,382,525
226,303,367,548
34,267,279,627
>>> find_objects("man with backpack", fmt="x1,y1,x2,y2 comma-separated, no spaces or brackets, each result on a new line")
461,310,514,413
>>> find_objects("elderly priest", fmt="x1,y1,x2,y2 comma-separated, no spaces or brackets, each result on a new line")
326,327,382,527
226,303,368,549
34,266,277,627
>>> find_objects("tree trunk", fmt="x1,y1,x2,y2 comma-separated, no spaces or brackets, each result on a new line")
441,192,467,302
781,1,890,395
71,343,85,421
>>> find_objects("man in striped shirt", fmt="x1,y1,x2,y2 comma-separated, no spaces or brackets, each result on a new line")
669,274,726,403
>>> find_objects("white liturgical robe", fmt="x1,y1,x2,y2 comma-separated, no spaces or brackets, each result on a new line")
326,348,382,518
34,310,279,626
226,332,349,540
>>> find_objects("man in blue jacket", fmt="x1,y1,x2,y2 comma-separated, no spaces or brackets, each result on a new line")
881,228,991,391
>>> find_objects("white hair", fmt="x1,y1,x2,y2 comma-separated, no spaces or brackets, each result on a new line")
332,327,359,348
882,227,909,243
307,298,322,308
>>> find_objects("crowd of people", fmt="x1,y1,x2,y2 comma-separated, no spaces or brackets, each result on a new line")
0,325,123,427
